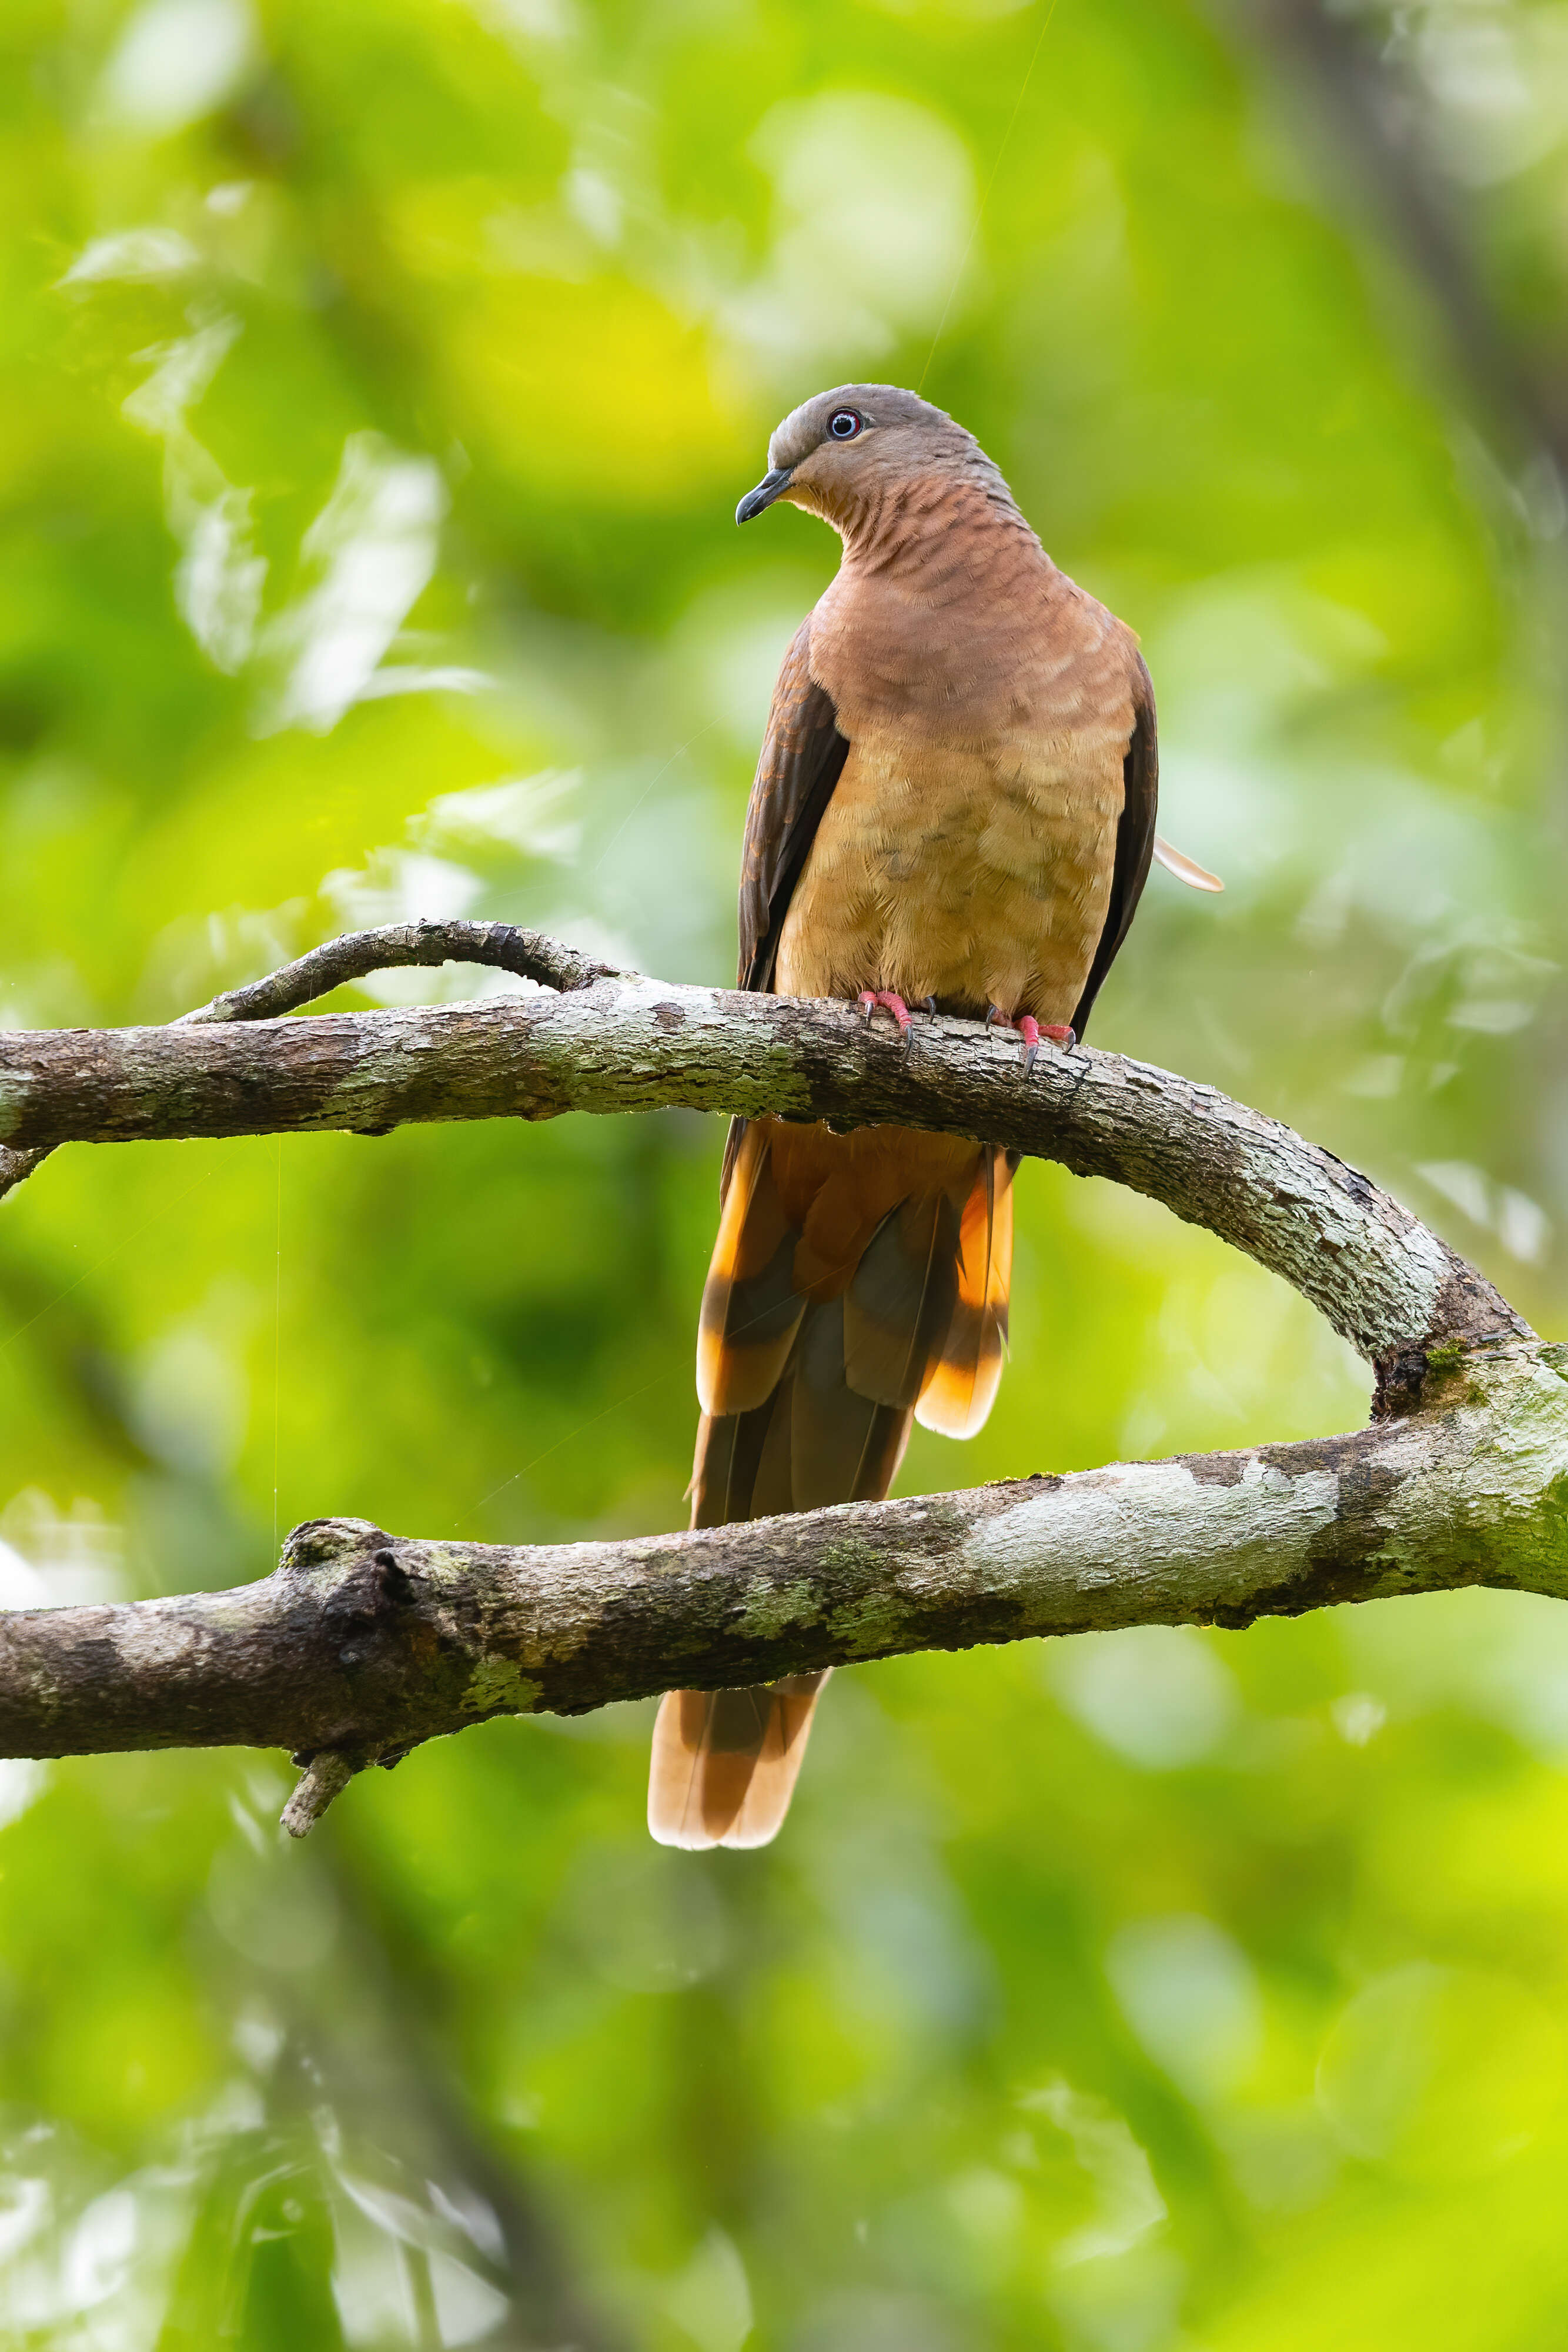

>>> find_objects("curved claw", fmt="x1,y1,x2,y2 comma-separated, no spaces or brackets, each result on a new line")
857,990,912,1038
988,1010,1076,1075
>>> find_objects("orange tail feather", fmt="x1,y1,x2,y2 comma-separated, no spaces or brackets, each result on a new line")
648,1118,1014,1851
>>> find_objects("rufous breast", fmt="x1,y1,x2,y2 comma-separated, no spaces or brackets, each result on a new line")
777,490,1141,1024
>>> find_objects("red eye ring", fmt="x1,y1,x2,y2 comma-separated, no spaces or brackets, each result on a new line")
827,409,862,440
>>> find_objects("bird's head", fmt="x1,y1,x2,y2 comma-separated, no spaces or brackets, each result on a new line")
735,384,991,535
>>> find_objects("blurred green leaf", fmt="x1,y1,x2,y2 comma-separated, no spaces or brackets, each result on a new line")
4,0,1568,2343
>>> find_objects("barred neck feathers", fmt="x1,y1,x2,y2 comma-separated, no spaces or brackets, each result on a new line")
841,469,1053,597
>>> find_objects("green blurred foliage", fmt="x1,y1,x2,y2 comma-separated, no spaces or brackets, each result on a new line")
3,0,1568,2343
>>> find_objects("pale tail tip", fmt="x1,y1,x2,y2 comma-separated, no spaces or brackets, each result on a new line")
648,1813,717,1850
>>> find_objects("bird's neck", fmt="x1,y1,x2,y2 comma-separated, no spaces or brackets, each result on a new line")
832,474,1052,600
808,482,1084,741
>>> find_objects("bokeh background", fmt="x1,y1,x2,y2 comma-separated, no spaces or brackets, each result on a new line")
4,0,1568,2343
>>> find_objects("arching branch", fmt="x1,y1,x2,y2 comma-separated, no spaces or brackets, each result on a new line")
0,926,1523,1375
0,925,1556,1832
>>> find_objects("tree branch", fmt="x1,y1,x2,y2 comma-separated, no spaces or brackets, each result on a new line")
0,924,1553,1826
1,1339,1564,1794
0,918,613,1207
0,930,1525,1379
177,916,617,1023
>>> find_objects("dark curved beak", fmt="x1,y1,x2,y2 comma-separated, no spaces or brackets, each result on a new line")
735,467,793,526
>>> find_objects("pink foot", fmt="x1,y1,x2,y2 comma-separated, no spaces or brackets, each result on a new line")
987,1009,1076,1074
857,989,912,1038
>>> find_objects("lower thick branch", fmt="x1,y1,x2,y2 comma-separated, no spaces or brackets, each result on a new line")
2,1347,1563,1769
0,926,1549,1798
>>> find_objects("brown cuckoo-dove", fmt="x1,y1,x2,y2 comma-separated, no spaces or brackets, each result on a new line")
648,383,1191,1850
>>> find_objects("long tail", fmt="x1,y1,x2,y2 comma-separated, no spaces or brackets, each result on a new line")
648,1117,1013,1849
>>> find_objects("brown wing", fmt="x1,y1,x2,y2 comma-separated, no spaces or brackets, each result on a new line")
737,616,850,994
722,615,850,1201
1071,653,1158,1042
659,620,852,1855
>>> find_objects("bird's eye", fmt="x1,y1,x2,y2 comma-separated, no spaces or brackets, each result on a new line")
827,409,862,440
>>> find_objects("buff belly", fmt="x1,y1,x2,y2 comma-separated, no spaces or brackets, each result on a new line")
774,734,1124,1024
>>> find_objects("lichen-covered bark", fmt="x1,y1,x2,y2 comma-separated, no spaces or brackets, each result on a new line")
0,941,1524,1367
0,918,612,1207
2,1347,1563,1770
0,923,1549,1816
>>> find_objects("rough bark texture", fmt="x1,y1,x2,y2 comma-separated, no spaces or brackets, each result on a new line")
2,1345,1564,1773
0,918,612,1206
0,922,1552,1823
178,917,616,1024
0,936,1525,1372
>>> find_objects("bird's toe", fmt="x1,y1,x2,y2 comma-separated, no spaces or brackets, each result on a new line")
989,1011,1076,1075
858,989,912,1038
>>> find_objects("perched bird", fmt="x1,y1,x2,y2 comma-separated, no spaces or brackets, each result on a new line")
648,385,1192,1850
